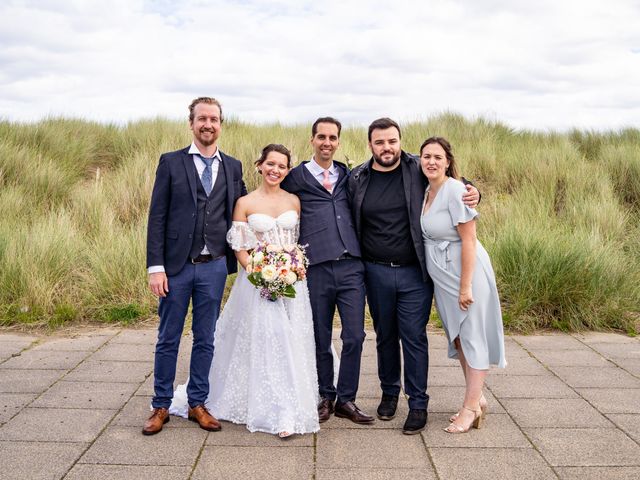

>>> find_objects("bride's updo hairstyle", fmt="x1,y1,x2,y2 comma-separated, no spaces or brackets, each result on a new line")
419,136,459,179
255,144,293,172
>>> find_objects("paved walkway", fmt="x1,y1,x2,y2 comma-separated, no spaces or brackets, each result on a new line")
0,327,639,479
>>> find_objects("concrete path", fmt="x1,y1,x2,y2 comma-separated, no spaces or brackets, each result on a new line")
0,327,639,479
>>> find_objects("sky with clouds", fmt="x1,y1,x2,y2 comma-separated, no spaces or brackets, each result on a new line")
1,0,639,131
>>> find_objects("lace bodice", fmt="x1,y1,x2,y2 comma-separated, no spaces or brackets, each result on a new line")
227,210,299,250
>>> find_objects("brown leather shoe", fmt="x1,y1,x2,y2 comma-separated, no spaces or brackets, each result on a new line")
335,401,375,424
188,404,221,431
142,407,169,435
318,397,335,423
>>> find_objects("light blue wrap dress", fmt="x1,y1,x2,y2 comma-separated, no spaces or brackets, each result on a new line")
421,178,506,370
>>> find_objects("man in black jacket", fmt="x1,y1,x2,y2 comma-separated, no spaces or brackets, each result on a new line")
348,118,478,434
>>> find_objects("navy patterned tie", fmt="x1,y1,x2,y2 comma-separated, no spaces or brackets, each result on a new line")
200,155,214,195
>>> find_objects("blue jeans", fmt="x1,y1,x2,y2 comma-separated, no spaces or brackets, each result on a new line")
364,262,433,410
152,257,227,409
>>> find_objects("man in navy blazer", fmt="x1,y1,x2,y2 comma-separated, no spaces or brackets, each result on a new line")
281,117,374,425
143,97,246,435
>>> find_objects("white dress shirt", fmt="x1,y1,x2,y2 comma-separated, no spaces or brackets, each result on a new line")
305,157,339,190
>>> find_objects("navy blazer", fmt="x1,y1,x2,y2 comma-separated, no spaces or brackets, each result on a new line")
146,147,247,276
282,160,361,265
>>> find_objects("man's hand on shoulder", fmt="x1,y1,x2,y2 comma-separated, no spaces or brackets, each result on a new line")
462,184,480,209
149,272,169,297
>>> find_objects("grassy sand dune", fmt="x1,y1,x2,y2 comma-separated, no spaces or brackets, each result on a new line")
0,114,638,333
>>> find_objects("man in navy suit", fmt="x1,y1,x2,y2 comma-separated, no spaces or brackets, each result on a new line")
143,97,246,435
281,117,374,424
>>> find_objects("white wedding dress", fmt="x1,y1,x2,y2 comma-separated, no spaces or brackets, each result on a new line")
170,210,320,435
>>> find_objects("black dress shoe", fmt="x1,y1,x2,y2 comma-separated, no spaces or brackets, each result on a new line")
318,397,335,423
335,401,375,424
402,409,427,435
377,394,399,420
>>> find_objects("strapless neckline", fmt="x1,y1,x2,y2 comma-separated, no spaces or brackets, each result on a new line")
247,210,298,221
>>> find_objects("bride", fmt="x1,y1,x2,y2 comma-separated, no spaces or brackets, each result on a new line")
171,144,319,438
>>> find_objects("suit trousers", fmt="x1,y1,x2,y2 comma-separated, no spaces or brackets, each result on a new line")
152,257,227,409
307,257,366,405
364,262,433,410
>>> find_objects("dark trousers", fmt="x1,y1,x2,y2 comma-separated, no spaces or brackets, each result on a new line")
152,257,227,409
307,257,366,405
364,262,433,410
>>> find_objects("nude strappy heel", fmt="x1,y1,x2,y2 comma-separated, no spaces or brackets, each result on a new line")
444,406,483,433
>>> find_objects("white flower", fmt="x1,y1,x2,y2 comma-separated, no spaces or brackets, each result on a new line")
252,251,264,264
284,271,297,285
262,265,277,282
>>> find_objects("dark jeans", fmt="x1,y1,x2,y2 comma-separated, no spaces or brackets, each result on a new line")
364,262,433,410
307,257,366,405
152,257,227,409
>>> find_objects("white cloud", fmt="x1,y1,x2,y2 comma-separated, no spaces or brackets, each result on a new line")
0,0,638,130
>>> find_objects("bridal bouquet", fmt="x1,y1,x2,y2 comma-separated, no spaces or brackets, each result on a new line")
246,242,309,301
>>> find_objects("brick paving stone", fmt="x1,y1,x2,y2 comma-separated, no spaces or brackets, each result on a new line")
428,366,465,386
90,342,155,362
550,365,640,388
0,440,87,480
525,427,640,466
79,425,207,465
65,464,192,480
576,388,640,414
0,407,115,442
429,448,556,480
192,445,314,480
555,466,640,479
110,329,159,344
587,342,640,361
486,374,579,398
316,468,437,480
0,369,64,393
0,349,90,370
605,414,640,442
491,354,550,376
422,413,531,448
65,359,152,383
316,429,430,469
501,398,612,428
31,380,138,409
531,349,613,367
573,332,639,344
0,393,36,424
34,334,114,351
613,358,640,376
513,334,587,351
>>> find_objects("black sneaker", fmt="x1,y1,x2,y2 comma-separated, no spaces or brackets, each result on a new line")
402,409,427,434
377,394,399,420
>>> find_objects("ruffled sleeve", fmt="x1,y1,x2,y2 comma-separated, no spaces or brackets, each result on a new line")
447,179,479,226
226,221,257,251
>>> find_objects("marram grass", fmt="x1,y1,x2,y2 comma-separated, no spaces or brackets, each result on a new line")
0,115,638,334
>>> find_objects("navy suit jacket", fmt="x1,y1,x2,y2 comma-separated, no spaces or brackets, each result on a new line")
282,160,361,265
146,146,247,276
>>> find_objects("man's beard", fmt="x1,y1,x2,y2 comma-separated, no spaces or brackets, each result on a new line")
372,150,401,168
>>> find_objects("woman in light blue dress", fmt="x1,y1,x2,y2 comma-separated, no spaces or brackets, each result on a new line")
419,137,506,433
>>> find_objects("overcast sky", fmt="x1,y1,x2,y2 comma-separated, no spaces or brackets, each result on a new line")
1,0,639,131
